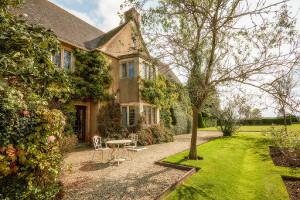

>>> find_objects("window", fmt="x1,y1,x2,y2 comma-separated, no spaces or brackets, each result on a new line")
147,65,151,79
52,49,72,70
129,62,134,78
121,61,134,78
52,52,61,68
143,106,147,124
152,108,156,124
63,50,71,70
122,63,127,78
122,106,136,126
122,107,127,126
142,64,146,79
151,67,155,80
129,106,135,126
133,39,136,48
148,107,151,125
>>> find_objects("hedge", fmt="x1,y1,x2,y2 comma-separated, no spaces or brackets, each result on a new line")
240,118,292,125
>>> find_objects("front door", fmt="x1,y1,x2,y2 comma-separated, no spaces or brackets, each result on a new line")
74,106,86,141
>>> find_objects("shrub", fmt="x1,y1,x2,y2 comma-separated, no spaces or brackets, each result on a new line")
217,107,240,136
136,124,174,145
0,107,66,199
240,118,292,125
97,101,124,139
266,126,300,160
197,112,206,128
171,91,192,135
60,134,78,155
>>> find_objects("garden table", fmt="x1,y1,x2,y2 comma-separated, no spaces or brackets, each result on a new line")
106,140,132,165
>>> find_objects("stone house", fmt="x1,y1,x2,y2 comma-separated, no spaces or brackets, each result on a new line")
13,0,180,142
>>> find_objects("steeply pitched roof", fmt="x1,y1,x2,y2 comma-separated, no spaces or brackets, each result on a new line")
11,0,105,50
97,22,128,48
11,0,181,84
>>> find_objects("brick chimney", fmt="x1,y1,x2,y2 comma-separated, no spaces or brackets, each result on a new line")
124,8,140,25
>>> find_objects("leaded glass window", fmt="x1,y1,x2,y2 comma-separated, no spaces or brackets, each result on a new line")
148,107,151,125
152,108,156,124
143,106,147,124
142,64,146,79
147,65,151,79
129,106,135,126
122,63,127,78
122,107,127,126
52,52,61,68
129,62,134,78
152,67,155,80
63,50,71,70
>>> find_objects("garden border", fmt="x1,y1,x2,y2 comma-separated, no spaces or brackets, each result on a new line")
154,159,199,200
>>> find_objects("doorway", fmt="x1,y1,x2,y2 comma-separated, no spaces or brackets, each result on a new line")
74,105,86,141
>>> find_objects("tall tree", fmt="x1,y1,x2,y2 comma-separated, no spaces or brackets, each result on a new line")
125,0,300,159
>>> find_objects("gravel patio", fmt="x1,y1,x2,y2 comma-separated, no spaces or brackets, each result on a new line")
61,131,222,199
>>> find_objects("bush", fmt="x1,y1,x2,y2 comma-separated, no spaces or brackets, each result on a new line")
266,126,300,160
136,124,174,145
60,134,78,155
197,112,206,128
217,107,240,136
240,118,292,125
205,118,218,127
97,101,124,139
170,90,192,135
0,107,66,199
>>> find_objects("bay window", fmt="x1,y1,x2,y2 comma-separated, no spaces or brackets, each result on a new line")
121,61,134,78
122,106,136,126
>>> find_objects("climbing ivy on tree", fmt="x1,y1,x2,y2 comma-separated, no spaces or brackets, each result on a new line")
70,49,114,103
140,73,178,128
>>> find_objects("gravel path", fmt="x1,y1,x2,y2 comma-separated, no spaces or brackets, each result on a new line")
61,131,222,200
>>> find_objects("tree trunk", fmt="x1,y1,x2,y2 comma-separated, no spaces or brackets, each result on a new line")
188,108,199,160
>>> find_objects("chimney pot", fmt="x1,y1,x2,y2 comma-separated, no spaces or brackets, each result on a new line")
124,8,140,25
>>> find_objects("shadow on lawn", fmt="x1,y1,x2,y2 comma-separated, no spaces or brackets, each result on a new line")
174,184,215,200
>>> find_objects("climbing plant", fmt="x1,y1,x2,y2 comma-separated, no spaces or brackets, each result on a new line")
70,49,114,103
140,73,178,128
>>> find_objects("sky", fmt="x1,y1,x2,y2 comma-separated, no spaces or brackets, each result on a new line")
49,0,300,117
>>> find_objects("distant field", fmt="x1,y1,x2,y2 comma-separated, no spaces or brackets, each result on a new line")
198,124,300,132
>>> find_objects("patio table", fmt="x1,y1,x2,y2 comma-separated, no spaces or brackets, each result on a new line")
106,139,132,165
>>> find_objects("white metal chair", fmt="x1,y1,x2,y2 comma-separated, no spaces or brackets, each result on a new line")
125,134,138,150
92,136,110,161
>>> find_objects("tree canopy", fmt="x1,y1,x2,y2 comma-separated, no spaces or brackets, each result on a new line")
124,0,300,159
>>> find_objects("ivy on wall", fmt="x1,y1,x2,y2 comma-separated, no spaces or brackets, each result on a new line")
140,73,178,128
70,49,114,103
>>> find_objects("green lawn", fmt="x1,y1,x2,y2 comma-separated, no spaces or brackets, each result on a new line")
198,124,300,132
163,132,300,200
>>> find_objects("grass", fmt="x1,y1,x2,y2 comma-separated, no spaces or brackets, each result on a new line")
163,132,300,200
198,123,300,132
